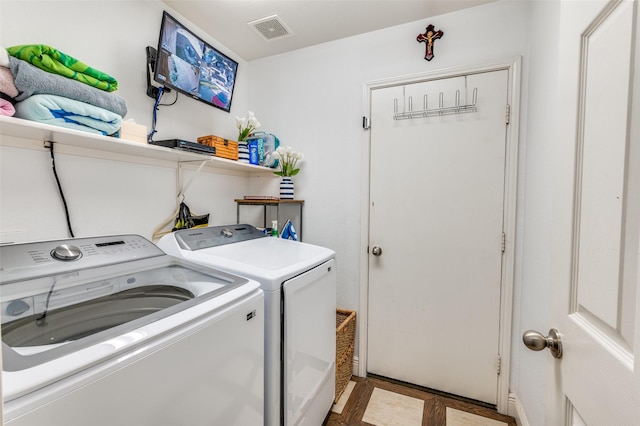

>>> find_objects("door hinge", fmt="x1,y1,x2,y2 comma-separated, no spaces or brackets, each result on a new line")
363,116,370,129
497,354,502,375
505,104,511,124
501,232,506,253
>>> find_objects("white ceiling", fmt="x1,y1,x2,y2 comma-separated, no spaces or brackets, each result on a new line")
162,1,497,61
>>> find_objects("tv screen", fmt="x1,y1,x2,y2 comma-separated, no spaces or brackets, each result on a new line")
154,11,238,112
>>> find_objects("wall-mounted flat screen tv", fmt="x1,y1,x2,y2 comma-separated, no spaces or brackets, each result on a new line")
154,11,238,112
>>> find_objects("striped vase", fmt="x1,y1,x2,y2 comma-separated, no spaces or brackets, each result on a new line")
237,142,250,163
279,177,294,200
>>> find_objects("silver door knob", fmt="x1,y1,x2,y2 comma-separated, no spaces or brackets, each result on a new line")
522,328,562,359
371,246,383,256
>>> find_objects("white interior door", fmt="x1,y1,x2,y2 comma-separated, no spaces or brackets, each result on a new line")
367,69,510,405
548,0,640,424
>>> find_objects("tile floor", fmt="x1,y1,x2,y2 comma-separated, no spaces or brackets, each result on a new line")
323,376,517,426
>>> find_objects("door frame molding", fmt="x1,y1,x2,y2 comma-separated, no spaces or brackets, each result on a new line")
358,56,522,413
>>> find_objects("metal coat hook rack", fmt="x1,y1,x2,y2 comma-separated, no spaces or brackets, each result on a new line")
393,87,478,120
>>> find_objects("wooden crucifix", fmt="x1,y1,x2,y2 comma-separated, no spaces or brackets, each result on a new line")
417,25,444,61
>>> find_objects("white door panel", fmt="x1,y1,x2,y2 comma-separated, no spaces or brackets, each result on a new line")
367,70,509,405
549,0,640,424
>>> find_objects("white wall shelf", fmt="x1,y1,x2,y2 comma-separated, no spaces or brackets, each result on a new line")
0,116,276,176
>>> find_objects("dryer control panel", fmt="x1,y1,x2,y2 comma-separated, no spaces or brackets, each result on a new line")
174,224,267,251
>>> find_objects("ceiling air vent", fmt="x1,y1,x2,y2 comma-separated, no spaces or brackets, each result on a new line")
248,15,293,41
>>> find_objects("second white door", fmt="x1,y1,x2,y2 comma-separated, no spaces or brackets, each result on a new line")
367,69,510,405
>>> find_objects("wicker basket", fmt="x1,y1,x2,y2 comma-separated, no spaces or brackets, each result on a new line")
335,309,356,403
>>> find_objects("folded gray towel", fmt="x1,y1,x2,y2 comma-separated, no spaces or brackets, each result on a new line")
10,57,128,117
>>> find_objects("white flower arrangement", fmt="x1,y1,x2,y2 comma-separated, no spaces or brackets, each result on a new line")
235,111,261,142
273,146,303,177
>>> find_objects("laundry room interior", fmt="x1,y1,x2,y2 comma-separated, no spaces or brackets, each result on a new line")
1,0,639,425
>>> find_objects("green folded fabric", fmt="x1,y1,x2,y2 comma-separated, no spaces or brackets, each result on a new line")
7,44,118,92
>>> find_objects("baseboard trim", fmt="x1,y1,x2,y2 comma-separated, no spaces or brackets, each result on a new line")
508,393,530,426
352,356,359,376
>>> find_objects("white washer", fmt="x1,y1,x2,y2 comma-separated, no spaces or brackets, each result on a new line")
158,224,337,426
1,234,264,426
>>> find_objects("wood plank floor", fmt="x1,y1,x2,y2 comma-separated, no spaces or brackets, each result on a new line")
323,376,517,426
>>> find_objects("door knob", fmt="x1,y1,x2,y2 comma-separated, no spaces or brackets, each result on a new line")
371,246,383,256
522,328,562,359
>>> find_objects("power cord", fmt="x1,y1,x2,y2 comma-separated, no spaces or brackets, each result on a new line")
147,86,164,142
159,89,178,106
48,141,75,238
147,87,178,142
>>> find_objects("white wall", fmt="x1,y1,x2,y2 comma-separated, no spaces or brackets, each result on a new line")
250,0,531,311
509,2,560,425
0,1,268,242
247,0,530,348
248,1,556,424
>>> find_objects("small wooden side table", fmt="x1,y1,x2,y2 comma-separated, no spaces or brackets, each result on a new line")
234,199,304,241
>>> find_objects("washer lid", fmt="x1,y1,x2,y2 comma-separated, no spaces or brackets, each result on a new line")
1,256,253,370
2,284,195,348
0,235,259,381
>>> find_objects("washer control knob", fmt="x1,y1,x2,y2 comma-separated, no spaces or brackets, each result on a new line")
221,228,233,238
51,244,82,261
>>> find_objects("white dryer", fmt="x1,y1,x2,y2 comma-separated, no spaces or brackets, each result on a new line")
158,224,337,426
1,234,264,426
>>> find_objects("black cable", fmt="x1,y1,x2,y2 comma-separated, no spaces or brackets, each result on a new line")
159,90,178,106
48,142,75,238
35,278,57,326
